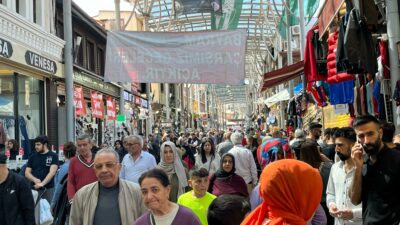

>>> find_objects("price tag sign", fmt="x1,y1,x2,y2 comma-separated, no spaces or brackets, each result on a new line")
19,147,24,156
5,150,10,158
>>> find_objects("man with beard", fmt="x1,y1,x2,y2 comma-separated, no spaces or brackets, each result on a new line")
349,115,400,225
321,128,338,161
25,135,59,202
326,127,362,225
306,122,323,146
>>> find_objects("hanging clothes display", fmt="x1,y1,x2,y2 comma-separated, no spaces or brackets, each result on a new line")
304,26,328,84
19,116,32,159
344,8,378,75
379,39,390,79
327,30,354,84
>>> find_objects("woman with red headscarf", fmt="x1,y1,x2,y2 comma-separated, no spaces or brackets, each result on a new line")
241,159,323,225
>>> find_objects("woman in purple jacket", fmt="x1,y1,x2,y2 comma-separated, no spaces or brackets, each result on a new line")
135,169,201,225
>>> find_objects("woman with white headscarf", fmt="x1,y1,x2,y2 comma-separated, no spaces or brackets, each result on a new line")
157,141,189,202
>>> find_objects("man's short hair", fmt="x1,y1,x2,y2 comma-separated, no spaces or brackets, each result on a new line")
353,115,380,129
333,127,357,142
381,121,396,143
294,129,305,138
124,135,144,148
190,168,209,178
207,195,251,225
34,135,48,145
95,148,120,162
309,122,322,130
77,134,91,142
230,132,243,145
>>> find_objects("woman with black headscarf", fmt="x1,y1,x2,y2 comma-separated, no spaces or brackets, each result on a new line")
208,153,248,197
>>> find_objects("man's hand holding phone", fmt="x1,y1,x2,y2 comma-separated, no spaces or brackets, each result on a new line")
351,140,364,169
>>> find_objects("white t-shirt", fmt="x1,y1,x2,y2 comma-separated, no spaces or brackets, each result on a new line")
153,203,179,225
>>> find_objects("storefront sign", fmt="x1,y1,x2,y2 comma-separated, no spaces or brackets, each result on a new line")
135,96,141,105
25,51,57,74
90,91,104,119
106,96,116,120
0,37,13,58
105,30,247,84
74,86,87,116
74,70,120,97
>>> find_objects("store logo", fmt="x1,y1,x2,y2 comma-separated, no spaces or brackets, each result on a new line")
0,38,13,58
25,51,57,74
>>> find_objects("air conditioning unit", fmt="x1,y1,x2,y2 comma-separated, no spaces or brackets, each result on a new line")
291,25,300,35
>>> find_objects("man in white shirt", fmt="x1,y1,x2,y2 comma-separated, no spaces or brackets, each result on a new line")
120,135,157,183
326,127,362,225
228,132,258,194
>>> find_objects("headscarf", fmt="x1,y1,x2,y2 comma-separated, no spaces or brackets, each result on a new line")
257,138,292,170
241,159,322,225
157,141,188,197
215,153,236,178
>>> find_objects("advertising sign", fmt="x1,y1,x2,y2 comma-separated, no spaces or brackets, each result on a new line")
90,91,104,119
74,86,87,116
106,96,116,120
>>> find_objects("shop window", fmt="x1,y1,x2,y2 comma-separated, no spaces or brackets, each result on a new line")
86,39,95,72
74,33,84,67
0,74,43,158
97,48,105,76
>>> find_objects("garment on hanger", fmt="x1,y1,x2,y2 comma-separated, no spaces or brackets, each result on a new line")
379,40,390,79
304,26,327,84
327,30,354,84
329,80,354,105
344,8,378,75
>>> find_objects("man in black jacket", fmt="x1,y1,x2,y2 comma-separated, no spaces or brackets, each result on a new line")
0,154,35,225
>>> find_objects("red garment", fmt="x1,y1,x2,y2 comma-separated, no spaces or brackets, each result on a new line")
327,32,354,84
304,26,327,83
67,155,97,200
379,40,390,79
210,174,249,197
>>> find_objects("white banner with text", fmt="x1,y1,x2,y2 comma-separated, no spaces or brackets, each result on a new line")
104,30,247,84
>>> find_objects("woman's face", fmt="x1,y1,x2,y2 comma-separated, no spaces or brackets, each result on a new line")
163,146,174,164
115,142,122,149
222,155,234,173
7,141,13,150
203,142,212,154
140,177,170,213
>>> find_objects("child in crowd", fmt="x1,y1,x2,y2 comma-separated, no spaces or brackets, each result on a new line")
177,168,216,225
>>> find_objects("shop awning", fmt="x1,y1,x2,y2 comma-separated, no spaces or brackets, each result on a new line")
264,89,290,107
259,60,304,92
317,0,345,37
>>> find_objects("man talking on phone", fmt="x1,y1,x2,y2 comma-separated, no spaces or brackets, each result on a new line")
349,115,400,225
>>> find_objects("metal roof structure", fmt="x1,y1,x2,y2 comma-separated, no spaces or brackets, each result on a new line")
125,0,286,104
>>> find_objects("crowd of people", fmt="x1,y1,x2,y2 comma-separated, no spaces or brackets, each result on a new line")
0,114,399,225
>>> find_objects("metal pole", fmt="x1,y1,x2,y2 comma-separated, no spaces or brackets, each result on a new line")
286,7,294,98
165,83,170,122
114,0,125,117
387,0,400,128
63,0,74,142
298,0,307,92
143,0,153,136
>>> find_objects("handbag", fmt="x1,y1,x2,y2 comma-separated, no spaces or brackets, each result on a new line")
39,199,54,225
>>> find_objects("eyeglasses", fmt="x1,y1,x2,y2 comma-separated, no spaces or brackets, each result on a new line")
93,162,118,170
125,143,140,147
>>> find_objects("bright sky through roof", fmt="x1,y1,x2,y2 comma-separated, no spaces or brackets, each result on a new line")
73,0,133,16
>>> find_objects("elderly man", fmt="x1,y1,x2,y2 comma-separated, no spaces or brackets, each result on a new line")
217,131,234,157
67,135,97,201
228,132,258,194
69,148,146,225
120,135,157,183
